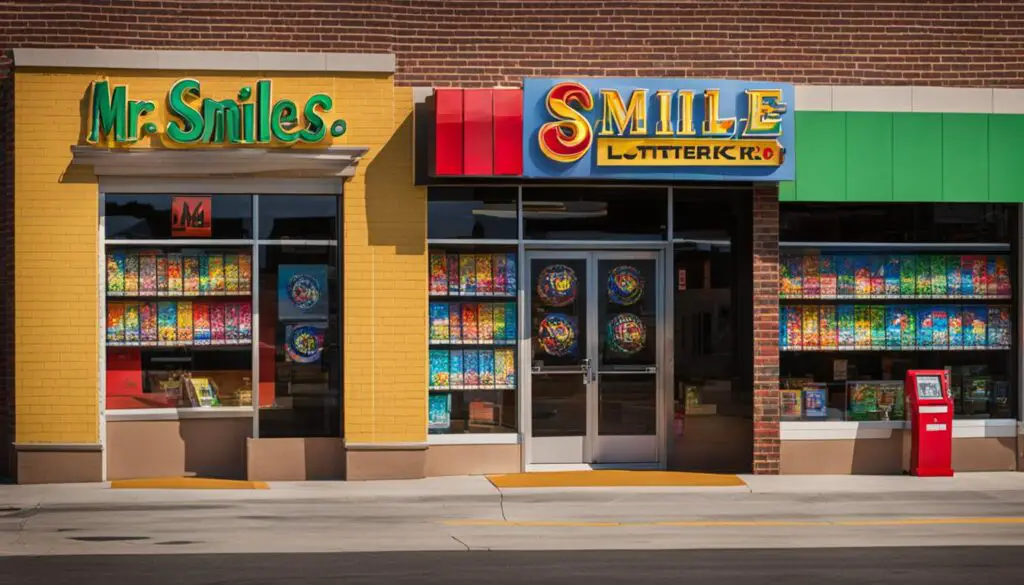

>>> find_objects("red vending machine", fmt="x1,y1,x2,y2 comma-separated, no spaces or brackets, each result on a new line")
905,369,954,477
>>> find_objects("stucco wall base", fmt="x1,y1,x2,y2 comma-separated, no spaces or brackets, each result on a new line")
107,419,251,480
345,447,426,481
247,438,345,481
16,448,102,484
952,437,1017,472
782,433,1018,474
424,444,520,476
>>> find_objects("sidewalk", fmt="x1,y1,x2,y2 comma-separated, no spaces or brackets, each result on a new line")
1,472,1022,510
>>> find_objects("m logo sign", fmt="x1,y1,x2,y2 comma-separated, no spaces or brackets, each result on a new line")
171,196,212,237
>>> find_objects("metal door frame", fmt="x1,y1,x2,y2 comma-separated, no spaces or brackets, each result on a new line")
521,247,668,470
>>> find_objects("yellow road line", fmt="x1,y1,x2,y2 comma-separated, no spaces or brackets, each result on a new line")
444,517,1024,528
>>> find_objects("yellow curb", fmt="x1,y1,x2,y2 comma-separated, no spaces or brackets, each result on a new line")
110,477,269,490
444,517,1024,528
486,470,746,489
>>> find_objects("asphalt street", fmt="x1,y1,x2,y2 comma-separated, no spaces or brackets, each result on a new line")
2,547,1022,585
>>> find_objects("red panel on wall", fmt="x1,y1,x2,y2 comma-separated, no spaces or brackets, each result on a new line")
463,89,494,176
493,89,524,176
434,89,464,176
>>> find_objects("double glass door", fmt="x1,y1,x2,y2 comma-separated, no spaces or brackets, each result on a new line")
526,251,662,465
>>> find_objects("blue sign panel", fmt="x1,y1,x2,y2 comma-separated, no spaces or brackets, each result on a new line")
522,77,794,181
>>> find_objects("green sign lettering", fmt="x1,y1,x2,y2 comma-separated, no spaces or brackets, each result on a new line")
87,78,347,145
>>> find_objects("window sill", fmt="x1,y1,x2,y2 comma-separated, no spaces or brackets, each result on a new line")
780,419,1017,441
427,433,519,446
106,407,253,422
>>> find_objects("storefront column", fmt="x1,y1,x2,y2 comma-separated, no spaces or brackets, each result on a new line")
342,87,431,480
752,185,781,474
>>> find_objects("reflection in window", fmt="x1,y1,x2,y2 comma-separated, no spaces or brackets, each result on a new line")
258,245,342,438
780,203,1013,244
428,187,518,240
522,187,667,240
258,195,339,240
105,194,252,240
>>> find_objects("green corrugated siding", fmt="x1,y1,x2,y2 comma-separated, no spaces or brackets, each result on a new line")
784,111,1024,202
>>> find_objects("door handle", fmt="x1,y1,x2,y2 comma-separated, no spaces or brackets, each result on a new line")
581,358,593,383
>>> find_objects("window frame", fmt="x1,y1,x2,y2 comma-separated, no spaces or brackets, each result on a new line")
99,179,343,446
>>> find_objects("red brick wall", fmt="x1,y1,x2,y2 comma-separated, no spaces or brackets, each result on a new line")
752,185,780,474
0,0,1022,88
0,49,12,479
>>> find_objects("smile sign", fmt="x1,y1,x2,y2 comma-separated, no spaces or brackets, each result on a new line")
523,77,794,181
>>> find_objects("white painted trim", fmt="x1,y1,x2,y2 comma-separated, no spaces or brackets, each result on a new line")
795,85,1024,114
427,433,520,446
106,407,254,421
781,419,1018,440
13,48,396,73
780,421,905,441
950,419,1018,439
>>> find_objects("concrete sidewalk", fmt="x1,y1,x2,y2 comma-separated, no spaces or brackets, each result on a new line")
1,472,1022,510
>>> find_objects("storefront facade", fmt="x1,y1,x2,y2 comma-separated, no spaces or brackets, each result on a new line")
7,49,430,483
2,3,1024,483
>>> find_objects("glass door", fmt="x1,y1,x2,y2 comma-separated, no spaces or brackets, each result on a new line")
527,253,590,464
593,252,660,464
526,251,661,466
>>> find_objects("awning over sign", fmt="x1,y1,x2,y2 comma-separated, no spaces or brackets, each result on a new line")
69,146,369,178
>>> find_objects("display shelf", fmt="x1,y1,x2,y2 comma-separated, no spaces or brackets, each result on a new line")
781,295,1012,302
430,293,518,299
108,292,253,298
430,386,516,391
781,346,1011,353
106,340,252,348
429,340,517,346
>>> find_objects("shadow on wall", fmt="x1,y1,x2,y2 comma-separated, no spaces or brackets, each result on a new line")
363,110,425,256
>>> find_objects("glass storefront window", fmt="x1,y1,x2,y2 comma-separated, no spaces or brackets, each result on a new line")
104,241,254,410
522,186,667,241
779,203,1018,421
103,194,346,439
258,195,339,241
257,244,341,438
780,203,1012,244
428,242,519,434
428,187,518,240
105,194,252,240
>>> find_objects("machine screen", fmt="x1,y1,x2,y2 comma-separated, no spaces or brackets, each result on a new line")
916,375,943,400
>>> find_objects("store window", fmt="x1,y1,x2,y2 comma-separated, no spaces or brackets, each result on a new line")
779,203,1018,421
671,190,755,473
428,187,518,240
258,242,341,437
105,194,252,240
522,186,667,241
104,194,343,438
427,187,519,435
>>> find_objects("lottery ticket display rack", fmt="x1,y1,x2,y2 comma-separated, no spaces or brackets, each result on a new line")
779,244,1015,421
427,245,519,434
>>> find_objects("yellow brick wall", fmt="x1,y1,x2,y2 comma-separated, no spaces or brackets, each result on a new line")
14,69,426,444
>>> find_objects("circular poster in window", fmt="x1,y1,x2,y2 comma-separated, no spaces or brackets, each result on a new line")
288,274,322,311
285,324,325,364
